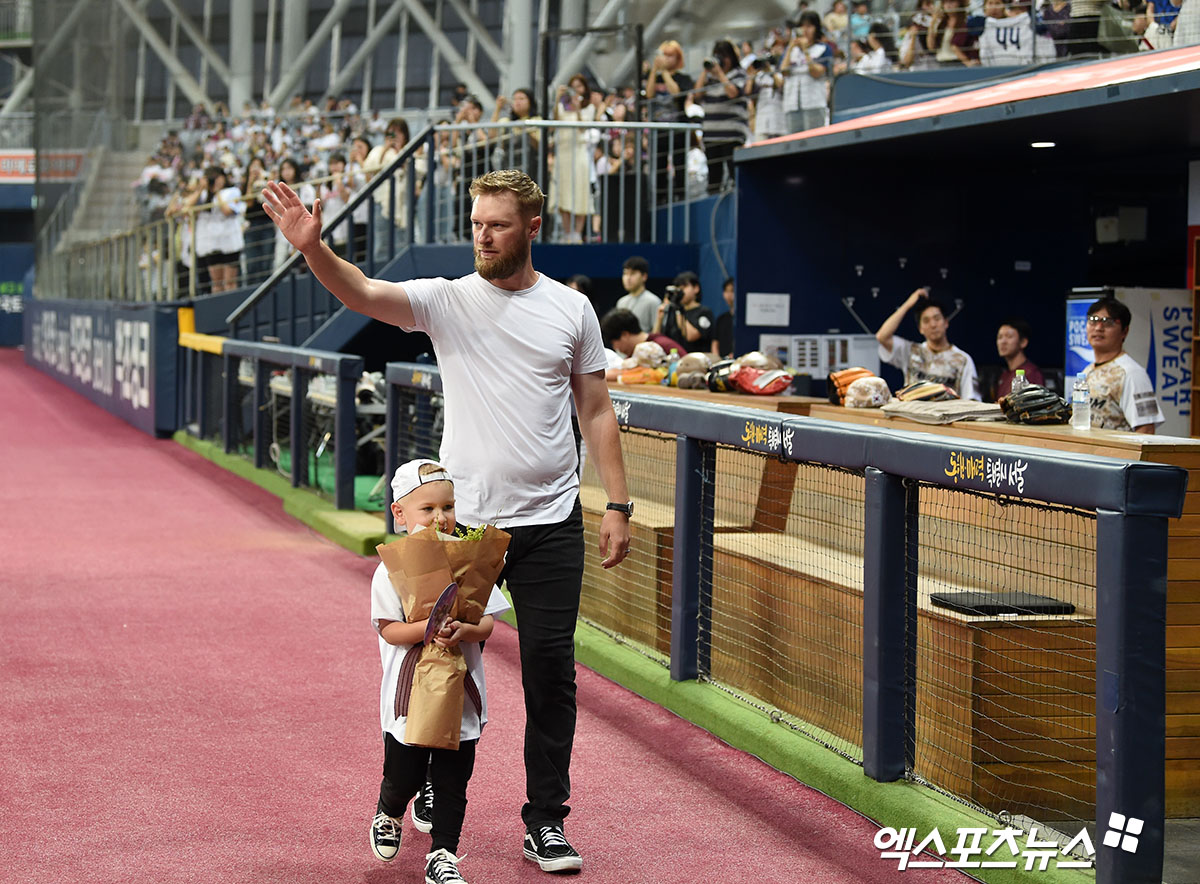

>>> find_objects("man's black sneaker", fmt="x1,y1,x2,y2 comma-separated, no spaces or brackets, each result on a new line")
411,780,433,833
425,847,468,884
369,812,402,862
523,824,583,873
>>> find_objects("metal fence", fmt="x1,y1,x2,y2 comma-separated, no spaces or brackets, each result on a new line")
40,117,700,316
178,335,365,510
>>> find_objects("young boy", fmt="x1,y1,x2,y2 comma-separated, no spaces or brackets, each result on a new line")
615,255,662,334
370,458,511,884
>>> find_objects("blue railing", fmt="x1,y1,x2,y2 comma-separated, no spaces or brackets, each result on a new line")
217,339,363,509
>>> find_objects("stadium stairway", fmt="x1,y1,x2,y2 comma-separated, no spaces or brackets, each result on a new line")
57,149,144,250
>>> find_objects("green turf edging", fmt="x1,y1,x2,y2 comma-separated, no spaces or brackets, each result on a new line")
569,619,1095,884
173,431,389,556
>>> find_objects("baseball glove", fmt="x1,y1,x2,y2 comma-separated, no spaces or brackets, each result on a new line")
827,367,876,404
999,384,1072,424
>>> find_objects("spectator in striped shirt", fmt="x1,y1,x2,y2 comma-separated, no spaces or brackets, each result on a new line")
686,40,750,194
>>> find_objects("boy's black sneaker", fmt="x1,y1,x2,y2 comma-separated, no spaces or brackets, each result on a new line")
411,780,433,833
369,812,402,862
425,848,468,884
523,824,583,873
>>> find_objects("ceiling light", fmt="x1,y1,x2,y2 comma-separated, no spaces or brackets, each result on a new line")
1030,141,1056,148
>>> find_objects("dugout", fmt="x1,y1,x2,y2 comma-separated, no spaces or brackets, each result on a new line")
732,48,1200,399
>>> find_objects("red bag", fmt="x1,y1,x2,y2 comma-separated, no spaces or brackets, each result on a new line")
730,365,792,395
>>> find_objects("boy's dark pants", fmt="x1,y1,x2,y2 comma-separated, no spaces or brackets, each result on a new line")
379,734,477,854
498,499,585,830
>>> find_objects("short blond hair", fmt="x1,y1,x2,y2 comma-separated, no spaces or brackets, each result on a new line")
469,169,545,218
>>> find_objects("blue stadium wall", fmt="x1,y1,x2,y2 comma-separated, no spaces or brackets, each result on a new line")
732,143,1187,388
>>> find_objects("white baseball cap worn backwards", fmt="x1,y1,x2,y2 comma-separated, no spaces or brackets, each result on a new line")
390,458,454,502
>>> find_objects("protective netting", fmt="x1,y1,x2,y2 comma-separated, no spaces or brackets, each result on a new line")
391,384,444,467
578,428,676,665
218,358,388,510
705,453,867,762
911,483,1097,832
178,348,224,442
32,0,122,236
370,379,1109,840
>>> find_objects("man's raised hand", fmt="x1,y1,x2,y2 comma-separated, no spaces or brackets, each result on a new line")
262,180,322,253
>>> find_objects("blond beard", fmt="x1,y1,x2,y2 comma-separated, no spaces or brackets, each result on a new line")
474,239,529,281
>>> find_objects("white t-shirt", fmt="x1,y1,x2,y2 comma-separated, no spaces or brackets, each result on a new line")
855,47,893,74
1084,353,1165,431
370,561,511,744
319,181,350,245
402,272,609,527
194,185,245,256
879,335,981,400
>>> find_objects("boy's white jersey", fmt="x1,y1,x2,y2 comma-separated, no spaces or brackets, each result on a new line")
979,13,1056,66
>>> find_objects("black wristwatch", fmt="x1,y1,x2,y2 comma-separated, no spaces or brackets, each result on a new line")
606,501,634,517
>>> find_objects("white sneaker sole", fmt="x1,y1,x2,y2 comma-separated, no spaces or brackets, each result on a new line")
370,814,401,862
523,846,583,873
411,807,433,834
370,835,399,862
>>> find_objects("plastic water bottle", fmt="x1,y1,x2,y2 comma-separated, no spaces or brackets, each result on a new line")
1009,369,1028,396
664,349,680,386
1071,371,1091,430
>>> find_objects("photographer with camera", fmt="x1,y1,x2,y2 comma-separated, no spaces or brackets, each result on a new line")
653,271,715,353
745,52,785,141
645,40,694,203
686,40,749,194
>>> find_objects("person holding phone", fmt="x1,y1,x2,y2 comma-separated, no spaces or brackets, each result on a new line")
780,11,834,132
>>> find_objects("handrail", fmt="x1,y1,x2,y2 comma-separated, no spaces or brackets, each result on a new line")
225,125,436,328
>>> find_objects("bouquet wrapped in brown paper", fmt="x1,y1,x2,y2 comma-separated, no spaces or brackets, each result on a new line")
376,525,511,749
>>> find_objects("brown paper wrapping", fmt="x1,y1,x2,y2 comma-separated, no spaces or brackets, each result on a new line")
375,526,511,750
404,646,468,749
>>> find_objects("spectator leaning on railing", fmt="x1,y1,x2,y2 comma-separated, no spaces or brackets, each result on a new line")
927,0,983,65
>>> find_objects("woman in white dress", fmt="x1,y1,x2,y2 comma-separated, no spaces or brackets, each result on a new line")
550,74,596,244
193,167,245,293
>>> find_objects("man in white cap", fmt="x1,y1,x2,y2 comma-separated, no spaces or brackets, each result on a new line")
264,169,631,874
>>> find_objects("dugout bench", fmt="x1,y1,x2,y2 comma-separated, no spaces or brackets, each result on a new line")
577,388,1197,826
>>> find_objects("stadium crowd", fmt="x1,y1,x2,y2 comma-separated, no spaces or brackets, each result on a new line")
129,0,1196,294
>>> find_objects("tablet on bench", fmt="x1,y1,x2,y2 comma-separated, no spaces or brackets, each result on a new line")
929,591,1076,617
